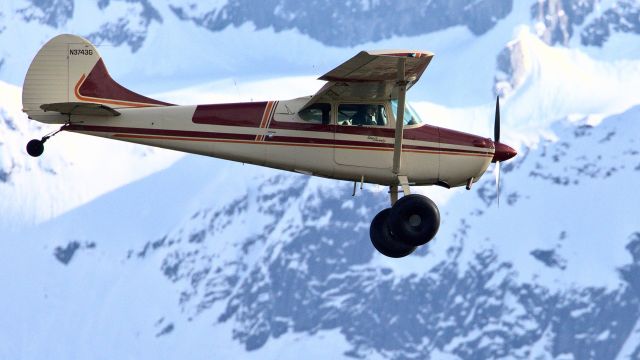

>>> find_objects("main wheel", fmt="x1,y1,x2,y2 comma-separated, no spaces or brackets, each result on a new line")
388,194,440,247
370,208,416,258
26,139,44,157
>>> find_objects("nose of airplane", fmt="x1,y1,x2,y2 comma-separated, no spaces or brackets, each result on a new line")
492,142,517,163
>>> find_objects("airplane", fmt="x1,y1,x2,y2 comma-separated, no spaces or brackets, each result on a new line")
22,34,516,258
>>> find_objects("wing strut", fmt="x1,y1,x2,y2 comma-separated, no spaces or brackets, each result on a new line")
392,58,407,175
390,58,410,205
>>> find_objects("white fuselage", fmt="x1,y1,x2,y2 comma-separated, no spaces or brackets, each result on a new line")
53,98,494,187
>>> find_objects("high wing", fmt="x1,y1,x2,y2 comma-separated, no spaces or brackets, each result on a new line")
302,50,433,108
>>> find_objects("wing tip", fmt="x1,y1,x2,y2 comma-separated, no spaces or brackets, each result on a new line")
365,50,435,58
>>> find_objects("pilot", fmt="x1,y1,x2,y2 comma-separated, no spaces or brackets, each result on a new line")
352,105,377,126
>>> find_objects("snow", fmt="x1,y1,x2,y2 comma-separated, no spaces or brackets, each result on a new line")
0,214,363,360
240,329,384,360
153,76,323,105
0,81,183,230
411,27,640,152
617,317,640,360
596,330,610,341
580,31,640,61
428,106,640,291
505,27,640,133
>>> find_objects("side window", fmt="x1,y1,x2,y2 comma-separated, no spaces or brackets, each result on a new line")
337,104,387,126
298,103,331,124
390,100,423,126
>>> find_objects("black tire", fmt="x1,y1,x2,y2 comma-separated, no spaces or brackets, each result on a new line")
26,139,44,157
370,208,416,258
388,194,440,247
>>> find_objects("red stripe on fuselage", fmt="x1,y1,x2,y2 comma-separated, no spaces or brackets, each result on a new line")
270,120,448,146
65,124,492,157
111,133,490,157
66,124,256,141
193,102,268,127
190,102,488,150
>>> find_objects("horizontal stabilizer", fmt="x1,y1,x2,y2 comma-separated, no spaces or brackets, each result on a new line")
40,102,121,116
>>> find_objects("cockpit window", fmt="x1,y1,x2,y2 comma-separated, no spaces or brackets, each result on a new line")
298,103,331,124
337,104,387,126
391,100,423,126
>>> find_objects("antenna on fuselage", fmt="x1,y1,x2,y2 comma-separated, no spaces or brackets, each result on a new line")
232,79,241,101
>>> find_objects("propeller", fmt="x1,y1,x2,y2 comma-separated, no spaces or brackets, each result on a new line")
494,96,500,143
493,96,501,206
490,96,517,206
494,158,501,206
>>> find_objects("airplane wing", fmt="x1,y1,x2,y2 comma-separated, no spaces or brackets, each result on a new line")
302,50,433,108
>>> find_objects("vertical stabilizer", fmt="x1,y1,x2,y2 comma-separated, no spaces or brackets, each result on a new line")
23,34,171,124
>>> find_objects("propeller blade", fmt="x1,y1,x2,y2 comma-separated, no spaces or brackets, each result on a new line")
494,161,501,206
494,96,500,143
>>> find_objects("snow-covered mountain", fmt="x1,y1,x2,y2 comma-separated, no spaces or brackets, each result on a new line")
1,0,638,92
169,0,513,47
0,80,181,229
4,105,640,359
2,0,640,359
126,105,640,359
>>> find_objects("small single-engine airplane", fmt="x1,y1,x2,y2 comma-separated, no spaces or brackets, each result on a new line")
23,34,516,258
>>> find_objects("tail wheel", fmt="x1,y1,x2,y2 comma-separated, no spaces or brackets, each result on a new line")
26,139,44,157
388,194,440,247
370,208,416,258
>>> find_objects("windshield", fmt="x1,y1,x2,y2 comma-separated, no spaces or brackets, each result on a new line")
390,100,423,126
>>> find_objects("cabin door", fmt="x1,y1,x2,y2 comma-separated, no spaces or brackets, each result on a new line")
333,103,393,169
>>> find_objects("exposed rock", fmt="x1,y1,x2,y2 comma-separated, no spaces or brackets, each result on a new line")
170,0,513,47
86,0,162,52
494,39,529,97
581,0,640,47
18,0,74,28
531,0,640,48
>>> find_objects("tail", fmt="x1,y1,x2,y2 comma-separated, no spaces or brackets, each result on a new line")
22,34,171,123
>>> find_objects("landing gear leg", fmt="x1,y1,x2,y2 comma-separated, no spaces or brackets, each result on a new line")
389,185,399,206
26,124,68,157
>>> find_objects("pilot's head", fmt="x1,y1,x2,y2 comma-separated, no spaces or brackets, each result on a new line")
366,105,376,116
